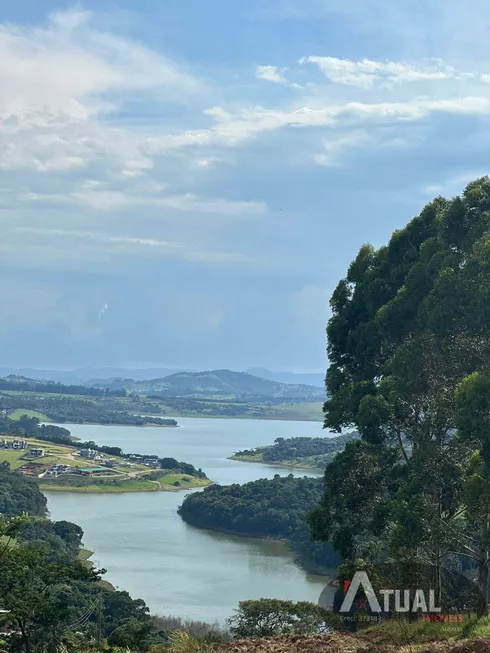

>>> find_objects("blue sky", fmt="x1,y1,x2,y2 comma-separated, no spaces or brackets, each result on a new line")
1,1,490,372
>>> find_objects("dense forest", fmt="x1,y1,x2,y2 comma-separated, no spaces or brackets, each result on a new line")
0,463,161,651
234,433,358,467
0,413,74,444
309,176,490,618
0,463,228,651
0,394,177,427
0,376,127,397
0,461,47,516
178,475,340,573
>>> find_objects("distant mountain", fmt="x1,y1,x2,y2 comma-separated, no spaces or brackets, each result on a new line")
0,367,326,400
0,367,190,383
245,368,325,388
88,369,325,400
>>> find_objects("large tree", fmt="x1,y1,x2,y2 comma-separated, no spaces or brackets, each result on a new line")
311,177,490,615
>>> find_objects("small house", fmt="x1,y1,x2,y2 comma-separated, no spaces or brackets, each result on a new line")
77,467,113,477
12,440,27,450
29,448,45,457
79,449,96,459
143,458,160,467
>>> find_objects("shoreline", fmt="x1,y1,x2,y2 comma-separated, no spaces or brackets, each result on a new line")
52,421,180,428
78,549,116,591
229,455,325,473
40,477,212,494
183,522,333,577
137,411,323,423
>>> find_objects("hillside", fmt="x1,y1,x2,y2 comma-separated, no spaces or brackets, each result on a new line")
231,433,359,470
245,368,325,388
178,475,340,574
88,369,325,400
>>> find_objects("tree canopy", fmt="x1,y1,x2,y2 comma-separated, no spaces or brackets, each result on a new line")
311,177,490,617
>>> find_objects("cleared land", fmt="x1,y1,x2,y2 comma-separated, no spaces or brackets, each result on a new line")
41,472,210,493
8,409,52,421
0,436,210,493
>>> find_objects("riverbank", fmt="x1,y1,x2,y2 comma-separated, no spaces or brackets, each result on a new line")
0,435,209,493
43,417,327,623
197,523,333,576
40,473,211,493
57,420,180,428
78,548,115,591
229,454,325,473
143,400,323,422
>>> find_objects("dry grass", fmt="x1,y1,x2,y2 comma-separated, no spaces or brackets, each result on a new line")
218,633,490,653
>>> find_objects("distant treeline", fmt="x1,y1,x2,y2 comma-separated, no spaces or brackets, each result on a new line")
77,441,207,478
148,396,253,416
0,414,73,445
178,475,340,573
0,376,127,397
0,394,176,427
235,433,359,463
0,415,204,478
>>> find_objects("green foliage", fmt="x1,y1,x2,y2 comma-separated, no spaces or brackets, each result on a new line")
108,618,153,649
228,598,338,638
0,376,126,397
314,177,490,617
0,394,176,427
0,462,47,517
178,475,340,572
0,543,100,653
234,433,358,468
18,518,84,564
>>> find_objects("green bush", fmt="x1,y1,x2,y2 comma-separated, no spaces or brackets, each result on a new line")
228,598,338,638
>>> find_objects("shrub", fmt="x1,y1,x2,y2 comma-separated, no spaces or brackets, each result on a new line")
228,598,337,638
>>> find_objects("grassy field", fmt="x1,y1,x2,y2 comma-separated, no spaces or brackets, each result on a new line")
40,472,211,493
230,452,328,471
271,401,323,421
8,409,52,421
0,436,210,492
152,400,324,422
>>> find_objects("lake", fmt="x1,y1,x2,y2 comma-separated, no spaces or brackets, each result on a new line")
45,417,333,625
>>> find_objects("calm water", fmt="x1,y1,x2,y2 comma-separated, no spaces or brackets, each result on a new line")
45,418,332,624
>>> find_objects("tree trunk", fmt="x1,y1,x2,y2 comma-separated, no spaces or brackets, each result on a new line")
18,620,30,653
477,558,489,617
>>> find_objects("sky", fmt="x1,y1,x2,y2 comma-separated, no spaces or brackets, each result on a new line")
1,0,490,372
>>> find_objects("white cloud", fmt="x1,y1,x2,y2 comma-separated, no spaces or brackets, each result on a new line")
149,96,490,152
4,5,490,267
299,56,467,88
0,7,199,122
255,65,288,84
10,227,249,265
17,181,267,216
3,7,490,182
314,130,373,166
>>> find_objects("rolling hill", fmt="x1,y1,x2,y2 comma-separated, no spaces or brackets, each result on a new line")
87,369,325,400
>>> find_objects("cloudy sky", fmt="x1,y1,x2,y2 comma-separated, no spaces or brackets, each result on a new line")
1,0,490,371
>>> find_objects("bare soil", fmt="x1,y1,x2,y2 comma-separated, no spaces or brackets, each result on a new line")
219,633,490,653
